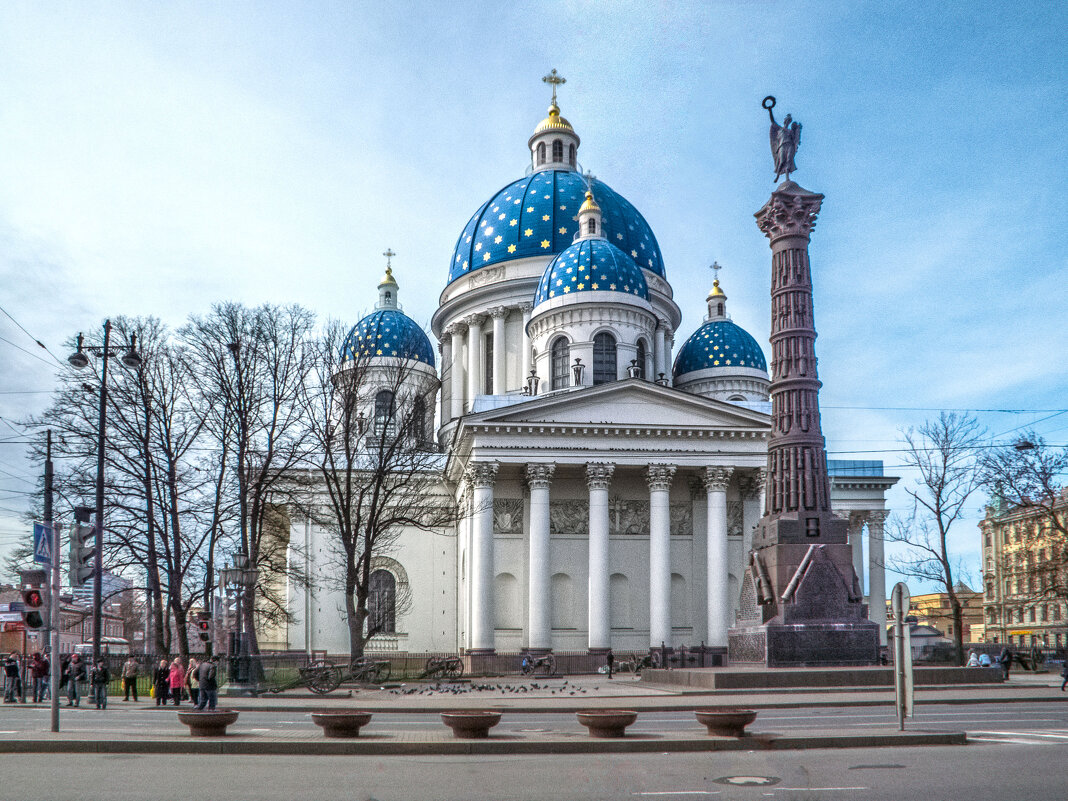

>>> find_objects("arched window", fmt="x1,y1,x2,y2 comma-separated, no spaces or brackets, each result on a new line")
552,139,563,162
586,218,596,235
635,340,647,379
537,142,546,165
411,396,426,445
592,332,617,385
551,337,570,390
367,570,396,635
374,390,395,427
717,302,724,315
568,143,576,166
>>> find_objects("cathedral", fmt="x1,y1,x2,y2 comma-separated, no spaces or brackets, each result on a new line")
283,78,895,658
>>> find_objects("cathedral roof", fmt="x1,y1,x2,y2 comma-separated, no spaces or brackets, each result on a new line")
341,308,435,367
673,319,767,378
448,171,664,284
533,238,648,308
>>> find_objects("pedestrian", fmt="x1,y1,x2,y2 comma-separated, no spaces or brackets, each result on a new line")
606,649,614,680
65,653,86,706
3,653,21,703
1060,660,1067,692
153,659,170,706
30,652,49,703
186,657,199,707
168,658,185,706
196,656,219,711
999,646,1013,680
90,659,110,709
122,656,139,701
966,649,979,667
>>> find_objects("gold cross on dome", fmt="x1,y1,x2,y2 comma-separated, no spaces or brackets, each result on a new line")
709,261,723,282
542,68,566,105
383,248,396,268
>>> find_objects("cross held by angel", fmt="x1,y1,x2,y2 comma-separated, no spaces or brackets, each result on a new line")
762,96,801,183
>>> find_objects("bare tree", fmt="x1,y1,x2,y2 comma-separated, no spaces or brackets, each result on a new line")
886,412,985,664
300,320,456,661
981,432,1068,605
181,303,315,660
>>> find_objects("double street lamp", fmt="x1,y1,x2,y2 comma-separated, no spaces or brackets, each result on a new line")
219,554,258,693
67,319,141,664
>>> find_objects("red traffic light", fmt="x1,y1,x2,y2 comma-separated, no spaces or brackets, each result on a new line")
22,588,44,608
197,619,210,632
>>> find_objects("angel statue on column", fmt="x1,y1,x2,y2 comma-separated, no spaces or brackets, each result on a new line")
763,96,802,183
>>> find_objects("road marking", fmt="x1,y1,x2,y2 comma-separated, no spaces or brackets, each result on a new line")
634,792,720,796
970,730,1068,740
776,789,868,792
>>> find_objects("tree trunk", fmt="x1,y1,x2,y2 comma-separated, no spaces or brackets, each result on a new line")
951,597,964,666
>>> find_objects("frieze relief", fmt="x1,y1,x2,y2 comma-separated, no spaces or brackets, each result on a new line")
543,499,695,537
493,499,524,535
549,500,588,536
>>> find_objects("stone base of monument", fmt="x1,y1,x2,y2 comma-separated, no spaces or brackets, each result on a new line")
728,621,880,668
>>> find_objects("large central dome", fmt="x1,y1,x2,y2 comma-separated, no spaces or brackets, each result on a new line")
448,171,664,284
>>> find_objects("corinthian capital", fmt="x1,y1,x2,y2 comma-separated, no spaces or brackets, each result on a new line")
465,461,499,488
867,510,889,531
525,462,555,489
488,306,508,320
645,463,676,491
755,183,824,240
445,321,468,337
585,462,615,491
703,466,733,493
463,313,486,328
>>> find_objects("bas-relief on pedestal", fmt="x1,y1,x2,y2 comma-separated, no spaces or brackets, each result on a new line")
728,146,879,667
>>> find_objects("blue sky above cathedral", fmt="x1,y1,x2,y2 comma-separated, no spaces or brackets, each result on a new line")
0,1,1064,588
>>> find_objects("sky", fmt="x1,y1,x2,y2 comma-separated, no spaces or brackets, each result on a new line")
0,1,1065,594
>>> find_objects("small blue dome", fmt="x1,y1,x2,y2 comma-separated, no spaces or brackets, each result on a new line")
341,309,435,367
449,171,664,284
533,238,648,308
673,320,767,378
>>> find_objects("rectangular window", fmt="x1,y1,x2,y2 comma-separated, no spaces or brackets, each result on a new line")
484,333,494,395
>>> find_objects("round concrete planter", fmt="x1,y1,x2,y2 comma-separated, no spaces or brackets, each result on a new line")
310,710,374,738
576,709,638,738
176,709,239,737
694,708,757,737
440,710,502,739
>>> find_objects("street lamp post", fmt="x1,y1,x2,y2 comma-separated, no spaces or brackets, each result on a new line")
68,320,141,664
220,554,258,695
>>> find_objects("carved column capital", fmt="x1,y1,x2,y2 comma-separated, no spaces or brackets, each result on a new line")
488,306,508,320
867,510,889,529
462,313,485,328
465,461,499,488
703,466,733,493
645,463,676,492
518,302,534,314
738,468,766,499
445,321,467,337
755,184,824,240
585,462,615,491
525,462,555,490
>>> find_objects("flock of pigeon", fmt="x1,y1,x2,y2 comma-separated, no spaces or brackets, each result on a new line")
388,680,600,697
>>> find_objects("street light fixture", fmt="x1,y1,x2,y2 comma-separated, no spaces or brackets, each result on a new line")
220,554,258,694
66,319,141,664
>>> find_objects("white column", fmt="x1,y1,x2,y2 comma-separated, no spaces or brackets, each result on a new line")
848,512,865,595
490,306,507,395
653,324,667,380
704,467,732,648
647,464,676,648
439,334,452,425
586,462,615,652
467,461,498,652
868,511,888,647
739,469,765,559
448,323,466,419
466,314,484,403
525,463,554,652
520,303,533,388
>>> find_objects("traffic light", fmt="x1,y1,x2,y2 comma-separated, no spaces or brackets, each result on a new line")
196,612,212,642
69,514,96,589
21,585,47,631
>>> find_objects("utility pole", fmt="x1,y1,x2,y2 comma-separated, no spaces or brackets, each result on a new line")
45,430,61,732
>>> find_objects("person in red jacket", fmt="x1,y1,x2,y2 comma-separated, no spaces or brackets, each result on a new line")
167,659,185,706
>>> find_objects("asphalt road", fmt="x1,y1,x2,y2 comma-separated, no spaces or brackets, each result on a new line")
1,744,1066,801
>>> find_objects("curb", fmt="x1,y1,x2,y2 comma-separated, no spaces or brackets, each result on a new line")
0,731,967,756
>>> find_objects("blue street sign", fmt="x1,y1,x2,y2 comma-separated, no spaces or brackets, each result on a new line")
33,522,53,565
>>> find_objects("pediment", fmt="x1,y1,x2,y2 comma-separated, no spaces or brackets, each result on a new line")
467,380,770,431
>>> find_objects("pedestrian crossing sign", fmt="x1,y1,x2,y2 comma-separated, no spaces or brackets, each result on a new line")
33,522,53,565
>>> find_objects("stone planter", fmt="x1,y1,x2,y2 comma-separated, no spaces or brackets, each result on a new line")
694,708,757,737
176,709,239,737
576,709,638,738
310,710,374,738
440,710,502,739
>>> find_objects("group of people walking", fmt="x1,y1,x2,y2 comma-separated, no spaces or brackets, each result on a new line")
151,655,220,710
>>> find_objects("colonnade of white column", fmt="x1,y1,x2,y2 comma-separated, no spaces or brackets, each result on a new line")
463,460,753,655
868,511,888,647
490,307,507,396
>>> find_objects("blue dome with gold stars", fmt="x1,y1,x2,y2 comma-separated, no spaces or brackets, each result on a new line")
673,320,767,378
533,238,648,308
341,309,435,367
449,171,663,284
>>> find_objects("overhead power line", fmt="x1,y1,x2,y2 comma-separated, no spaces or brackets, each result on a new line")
0,303,65,366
